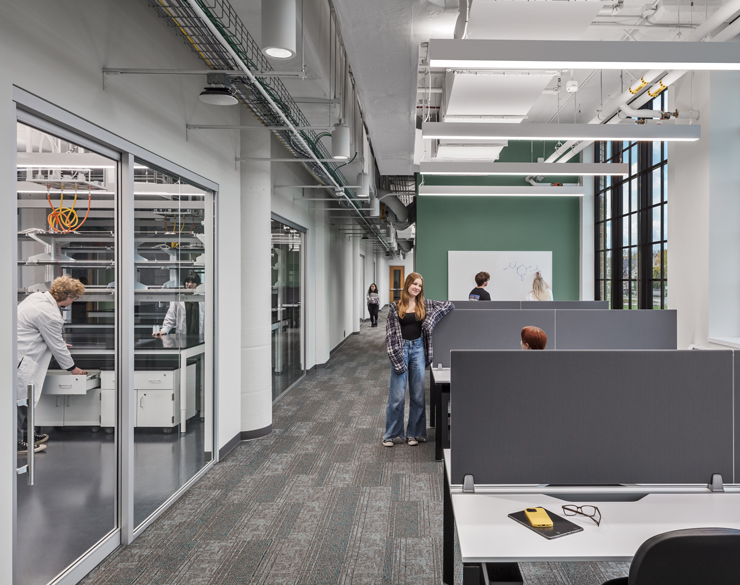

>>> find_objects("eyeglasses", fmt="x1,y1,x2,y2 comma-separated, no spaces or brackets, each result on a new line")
562,505,601,527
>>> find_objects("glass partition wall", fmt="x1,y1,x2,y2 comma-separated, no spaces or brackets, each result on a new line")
16,123,119,585
271,219,304,400
132,162,213,528
14,118,215,584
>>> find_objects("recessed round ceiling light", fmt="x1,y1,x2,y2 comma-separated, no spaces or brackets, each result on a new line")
199,87,238,106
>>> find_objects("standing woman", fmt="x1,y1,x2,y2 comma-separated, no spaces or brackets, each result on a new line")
367,283,380,327
383,273,454,447
524,271,553,301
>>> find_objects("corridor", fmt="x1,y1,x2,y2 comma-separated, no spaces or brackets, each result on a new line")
80,309,628,585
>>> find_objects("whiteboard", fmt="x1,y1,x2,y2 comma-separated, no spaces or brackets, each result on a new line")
448,251,553,301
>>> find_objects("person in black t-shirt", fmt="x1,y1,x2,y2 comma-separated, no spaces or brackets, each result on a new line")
468,271,491,301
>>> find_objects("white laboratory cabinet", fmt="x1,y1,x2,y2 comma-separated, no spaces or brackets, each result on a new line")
38,365,196,430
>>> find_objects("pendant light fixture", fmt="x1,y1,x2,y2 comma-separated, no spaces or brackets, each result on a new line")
332,122,350,159
262,0,296,59
356,171,370,196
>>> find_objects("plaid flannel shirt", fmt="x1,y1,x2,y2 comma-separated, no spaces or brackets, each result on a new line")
385,299,455,374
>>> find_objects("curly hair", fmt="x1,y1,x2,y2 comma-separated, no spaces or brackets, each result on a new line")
49,275,85,302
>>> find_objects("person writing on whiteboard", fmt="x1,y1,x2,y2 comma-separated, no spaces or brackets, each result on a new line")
17,275,88,455
468,271,491,301
521,326,547,350
152,272,204,336
524,271,553,301
383,273,454,447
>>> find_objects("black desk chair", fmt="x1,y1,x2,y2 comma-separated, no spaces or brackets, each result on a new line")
604,527,740,585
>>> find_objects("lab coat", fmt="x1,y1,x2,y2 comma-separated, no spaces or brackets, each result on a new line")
17,291,75,404
161,301,205,335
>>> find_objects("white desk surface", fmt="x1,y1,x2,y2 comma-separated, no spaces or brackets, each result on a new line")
443,450,740,563
431,367,451,385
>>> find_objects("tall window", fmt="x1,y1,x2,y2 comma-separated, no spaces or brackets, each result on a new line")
595,96,668,309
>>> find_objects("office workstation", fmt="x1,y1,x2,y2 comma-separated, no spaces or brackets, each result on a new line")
443,349,740,584
430,308,678,459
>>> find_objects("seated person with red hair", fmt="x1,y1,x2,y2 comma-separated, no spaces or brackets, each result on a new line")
520,326,547,350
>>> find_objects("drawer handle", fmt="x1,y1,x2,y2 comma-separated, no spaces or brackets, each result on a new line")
59,384,72,389
148,379,162,384
139,396,145,408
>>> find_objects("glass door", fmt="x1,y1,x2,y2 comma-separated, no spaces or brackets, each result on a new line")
132,162,213,529
15,123,119,584
271,219,304,400
389,266,405,302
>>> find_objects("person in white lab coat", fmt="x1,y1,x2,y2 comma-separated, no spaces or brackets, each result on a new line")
152,272,205,336
17,275,87,454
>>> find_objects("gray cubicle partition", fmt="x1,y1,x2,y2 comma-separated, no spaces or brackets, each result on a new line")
557,309,677,349
450,350,735,486
451,301,521,310
521,300,608,310
433,310,557,367
453,301,608,310
432,309,677,366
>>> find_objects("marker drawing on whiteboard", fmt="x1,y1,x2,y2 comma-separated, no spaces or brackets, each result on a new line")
503,262,540,281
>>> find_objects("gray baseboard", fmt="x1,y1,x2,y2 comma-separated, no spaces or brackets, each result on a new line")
218,432,242,460
241,424,272,441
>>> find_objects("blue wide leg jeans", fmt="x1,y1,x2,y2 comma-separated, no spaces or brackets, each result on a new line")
384,337,426,441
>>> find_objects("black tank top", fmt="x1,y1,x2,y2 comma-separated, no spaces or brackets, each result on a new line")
399,312,422,341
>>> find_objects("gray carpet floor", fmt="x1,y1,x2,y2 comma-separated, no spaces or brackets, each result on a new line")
80,307,629,584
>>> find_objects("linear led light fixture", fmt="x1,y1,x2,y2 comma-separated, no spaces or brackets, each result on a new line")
422,122,701,142
420,161,629,177
428,39,740,71
418,185,585,197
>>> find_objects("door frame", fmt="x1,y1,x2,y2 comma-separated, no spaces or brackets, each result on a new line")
12,87,219,583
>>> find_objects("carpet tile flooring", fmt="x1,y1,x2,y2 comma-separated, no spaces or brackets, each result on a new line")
80,307,629,584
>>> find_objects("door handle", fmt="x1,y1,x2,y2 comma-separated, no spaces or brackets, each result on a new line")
139,395,145,408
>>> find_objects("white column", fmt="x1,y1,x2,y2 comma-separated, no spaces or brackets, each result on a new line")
580,145,595,301
239,110,272,437
312,203,330,366
352,235,361,332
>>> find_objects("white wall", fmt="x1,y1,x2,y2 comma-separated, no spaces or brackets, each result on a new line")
0,0,245,577
668,71,740,348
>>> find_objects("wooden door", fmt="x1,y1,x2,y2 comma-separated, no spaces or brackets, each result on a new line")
389,266,405,303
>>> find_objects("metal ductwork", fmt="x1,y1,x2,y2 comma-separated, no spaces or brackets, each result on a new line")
378,190,416,231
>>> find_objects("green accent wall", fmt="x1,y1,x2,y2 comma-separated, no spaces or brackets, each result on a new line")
416,196,581,301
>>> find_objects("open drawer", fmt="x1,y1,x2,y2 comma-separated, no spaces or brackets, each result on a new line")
42,370,101,395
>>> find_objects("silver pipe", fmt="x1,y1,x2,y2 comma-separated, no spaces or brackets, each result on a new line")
188,125,331,131
103,68,305,78
184,0,393,257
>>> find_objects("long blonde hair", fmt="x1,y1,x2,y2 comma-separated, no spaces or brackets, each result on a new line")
396,272,426,321
531,273,552,301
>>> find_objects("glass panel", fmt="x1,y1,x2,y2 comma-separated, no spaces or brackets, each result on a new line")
622,248,629,279
605,249,612,279
652,208,661,243
605,220,611,249
606,280,612,309
663,202,668,241
653,244,663,281
599,193,605,222
133,161,213,528
606,190,611,219
630,143,638,174
623,183,630,215
652,141,662,166
271,219,304,400
630,281,638,309
623,281,630,309
599,252,605,280
630,178,638,212
631,247,638,280
652,281,662,309
663,243,668,282
600,281,605,301
631,214,638,246
623,218,630,247
16,123,118,584
597,222,604,252
652,168,662,206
